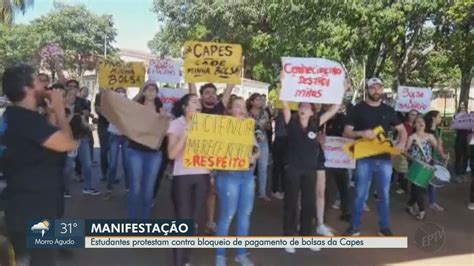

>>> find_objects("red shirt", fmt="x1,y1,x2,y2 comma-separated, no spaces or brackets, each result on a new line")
403,122,414,136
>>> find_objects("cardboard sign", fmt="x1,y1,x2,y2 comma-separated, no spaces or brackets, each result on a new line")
183,41,242,84
395,86,432,113
98,61,145,89
183,114,255,170
101,90,169,149
323,137,356,169
450,113,474,130
280,57,345,104
158,88,187,117
148,59,182,83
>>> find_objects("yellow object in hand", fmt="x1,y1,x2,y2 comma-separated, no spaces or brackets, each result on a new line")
343,126,400,159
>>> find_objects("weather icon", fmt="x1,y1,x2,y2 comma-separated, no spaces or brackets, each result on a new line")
31,220,50,237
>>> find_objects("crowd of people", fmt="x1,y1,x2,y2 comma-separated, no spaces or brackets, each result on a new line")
0,65,473,266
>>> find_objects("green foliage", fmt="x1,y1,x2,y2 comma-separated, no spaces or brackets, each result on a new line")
149,0,466,96
0,0,33,24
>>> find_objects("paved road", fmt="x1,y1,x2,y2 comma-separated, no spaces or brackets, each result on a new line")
57,152,474,266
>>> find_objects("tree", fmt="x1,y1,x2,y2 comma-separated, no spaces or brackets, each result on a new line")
435,0,473,109
32,5,117,79
0,0,33,24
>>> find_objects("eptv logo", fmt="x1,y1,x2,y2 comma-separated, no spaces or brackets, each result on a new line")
414,223,446,252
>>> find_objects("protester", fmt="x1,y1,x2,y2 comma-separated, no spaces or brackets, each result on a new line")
325,105,351,222
126,83,164,219
64,82,99,195
343,77,407,236
424,110,449,211
281,99,339,253
38,73,50,90
406,117,448,220
2,65,77,266
78,86,96,163
271,110,287,200
95,89,110,181
167,93,210,266
247,93,271,201
189,83,234,234
103,87,130,200
453,104,470,183
469,138,474,210
215,96,260,266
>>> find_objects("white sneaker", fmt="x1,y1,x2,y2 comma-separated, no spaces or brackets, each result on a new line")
316,224,334,236
332,200,341,210
363,203,370,211
467,203,474,210
272,192,284,200
309,247,321,252
284,247,295,254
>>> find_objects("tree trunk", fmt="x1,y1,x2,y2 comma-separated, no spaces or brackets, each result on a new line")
459,67,472,110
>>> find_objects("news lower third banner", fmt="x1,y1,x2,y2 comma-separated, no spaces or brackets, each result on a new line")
27,219,407,249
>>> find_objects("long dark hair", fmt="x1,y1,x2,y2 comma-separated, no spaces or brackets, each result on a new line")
296,102,320,131
424,110,440,132
172,93,197,118
246,93,262,111
136,83,161,112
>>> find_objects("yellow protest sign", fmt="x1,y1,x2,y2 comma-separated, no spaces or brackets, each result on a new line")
343,126,400,159
183,41,242,84
274,99,298,110
98,61,145,88
183,114,255,170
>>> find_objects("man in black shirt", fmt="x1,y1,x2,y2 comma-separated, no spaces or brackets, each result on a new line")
2,65,77,266
344,77,407,236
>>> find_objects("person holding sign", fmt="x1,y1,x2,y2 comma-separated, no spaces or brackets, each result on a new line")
343,77,407,236
126,83,165,219
280,99,339,253
167,93,210,266
215,96,260,266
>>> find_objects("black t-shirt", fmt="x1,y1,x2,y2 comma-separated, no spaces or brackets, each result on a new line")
325,113,346,137
128,98,164,152
345,101,401,159
202,101,225,115
3,106,65,230
285,116,321,170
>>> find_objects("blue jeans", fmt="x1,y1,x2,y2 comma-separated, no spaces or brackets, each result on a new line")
78,138,94,189
63,154,76,194
215,169,255,257
257,141,269,197
126,147,162,219
428,185,436,204
106,134,130,190
351,158,392,231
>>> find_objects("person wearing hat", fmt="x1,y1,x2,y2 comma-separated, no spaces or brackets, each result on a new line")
343,77,407,236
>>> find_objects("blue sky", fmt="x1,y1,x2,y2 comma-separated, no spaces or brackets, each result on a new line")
15,0,160,53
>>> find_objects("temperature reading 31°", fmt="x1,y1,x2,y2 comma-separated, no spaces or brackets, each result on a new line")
60,222,78,235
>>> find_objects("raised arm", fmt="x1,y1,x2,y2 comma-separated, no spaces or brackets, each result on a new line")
188,83,197,95
320,104,340,126
221,84,234,108
282,101,291,125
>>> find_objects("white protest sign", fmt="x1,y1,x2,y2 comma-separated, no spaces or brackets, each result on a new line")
280,57,345,104
158,88,187,117
148,59,182,83
395,86,432,114
450,113,474,130
323,136,356,169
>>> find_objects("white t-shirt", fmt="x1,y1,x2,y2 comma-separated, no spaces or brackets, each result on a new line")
167,116,210,176
108,123,122,135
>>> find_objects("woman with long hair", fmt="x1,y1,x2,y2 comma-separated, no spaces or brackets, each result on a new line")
247,93,271,201
406,117,448,220
424,110,449,211
126,83,164,219
215,97,260,266
168,93,210,266
281,99,339,253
